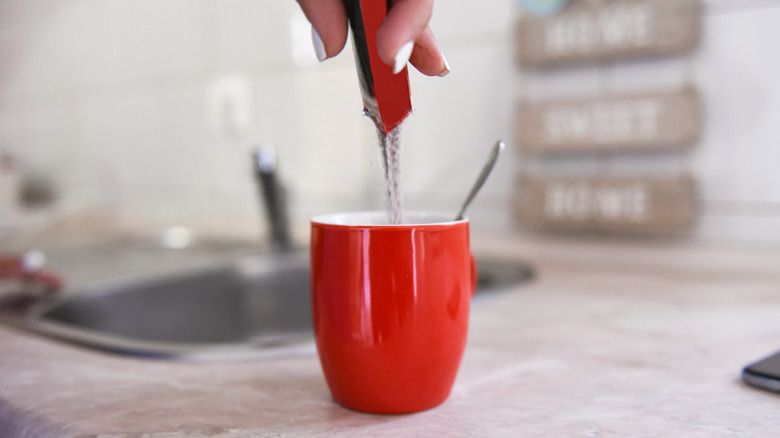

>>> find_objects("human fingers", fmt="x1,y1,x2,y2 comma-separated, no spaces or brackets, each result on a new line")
376,0,448,76
408,26,450,77
296,0,349,61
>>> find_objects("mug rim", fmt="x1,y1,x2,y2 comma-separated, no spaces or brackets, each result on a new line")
311,211,468,227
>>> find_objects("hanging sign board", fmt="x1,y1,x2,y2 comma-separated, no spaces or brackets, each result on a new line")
514,175,697,232
518,88,700,153
516,0,702,69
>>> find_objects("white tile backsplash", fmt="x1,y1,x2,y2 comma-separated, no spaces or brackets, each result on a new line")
430,0,514,41
211,0,303,70
401,40,517,228
694,5,780,207
92,0,209,87
0,0,779,244
0,0,101,97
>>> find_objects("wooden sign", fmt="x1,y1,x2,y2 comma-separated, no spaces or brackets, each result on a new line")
518,88,700,153
514,175,697,232
516,0,702,69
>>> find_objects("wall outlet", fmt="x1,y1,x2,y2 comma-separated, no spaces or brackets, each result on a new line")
207,74,252,139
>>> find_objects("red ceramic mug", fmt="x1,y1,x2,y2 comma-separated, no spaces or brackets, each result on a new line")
310,211,476,414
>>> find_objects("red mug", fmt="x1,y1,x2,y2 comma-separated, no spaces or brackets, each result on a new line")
310,211,476,414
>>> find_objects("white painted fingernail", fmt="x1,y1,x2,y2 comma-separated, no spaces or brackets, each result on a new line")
393,41,414,74
438,54,451,77
312,27,327,62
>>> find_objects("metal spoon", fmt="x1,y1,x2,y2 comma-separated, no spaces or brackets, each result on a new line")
455,140,506,221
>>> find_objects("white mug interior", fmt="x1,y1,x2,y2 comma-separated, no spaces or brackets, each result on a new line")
312,211,467,226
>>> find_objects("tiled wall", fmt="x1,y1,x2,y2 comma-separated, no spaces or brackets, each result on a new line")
1,0,779,244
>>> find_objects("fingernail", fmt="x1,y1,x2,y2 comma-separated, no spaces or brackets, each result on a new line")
393,41,414,74
312,27,327,62
437,54,451,77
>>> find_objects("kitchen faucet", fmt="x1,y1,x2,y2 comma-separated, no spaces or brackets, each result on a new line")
252,146,292,252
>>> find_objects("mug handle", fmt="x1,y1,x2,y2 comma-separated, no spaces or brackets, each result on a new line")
470,254,478,298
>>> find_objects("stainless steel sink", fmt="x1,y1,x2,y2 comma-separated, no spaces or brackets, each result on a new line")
0,253,532,360
0,150,534,360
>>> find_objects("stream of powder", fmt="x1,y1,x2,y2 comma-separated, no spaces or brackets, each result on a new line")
377,124,404,224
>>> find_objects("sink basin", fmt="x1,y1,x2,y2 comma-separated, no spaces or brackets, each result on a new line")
0,253,532,360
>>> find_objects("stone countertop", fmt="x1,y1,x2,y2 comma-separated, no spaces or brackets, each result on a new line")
1,234,780,437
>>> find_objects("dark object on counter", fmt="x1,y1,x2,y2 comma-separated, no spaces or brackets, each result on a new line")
743,349,780,394
20,173,57,208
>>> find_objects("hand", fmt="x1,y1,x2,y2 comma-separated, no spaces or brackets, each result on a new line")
296,0,450,77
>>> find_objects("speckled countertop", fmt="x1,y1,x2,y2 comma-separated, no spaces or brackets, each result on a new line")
1,232,780,437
